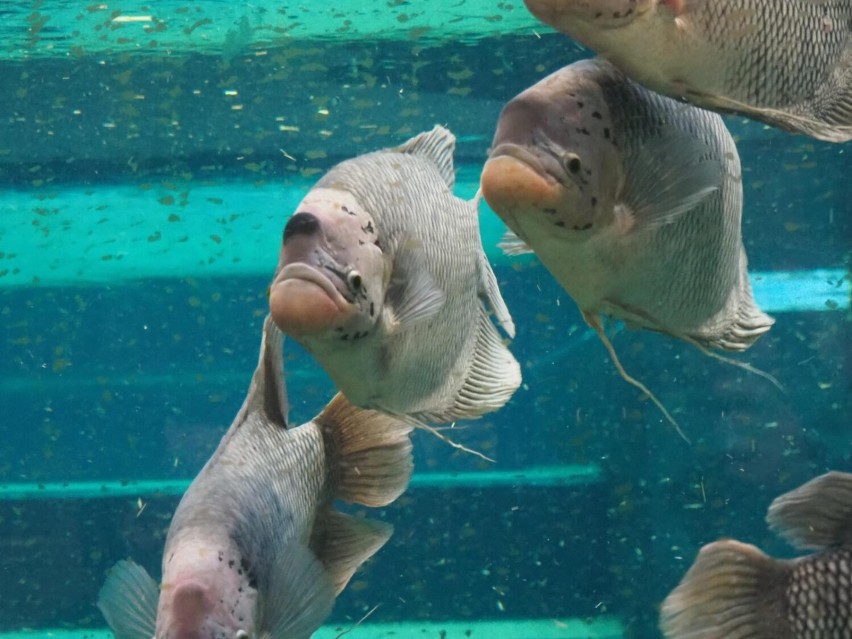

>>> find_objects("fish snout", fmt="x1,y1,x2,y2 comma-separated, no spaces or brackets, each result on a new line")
283,211,321,243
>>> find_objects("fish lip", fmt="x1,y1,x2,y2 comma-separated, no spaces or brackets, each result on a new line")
273,263,354,311
489,142,568,186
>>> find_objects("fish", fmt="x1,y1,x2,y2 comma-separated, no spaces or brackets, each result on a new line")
268,125,521,425
660,471,852,639
521,0,852,143
97,315,414,639
480,58,774,432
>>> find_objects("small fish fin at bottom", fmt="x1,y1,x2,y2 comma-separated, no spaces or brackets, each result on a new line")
620,129,722,233
97,559,159,639
263,543,336,639
659,539,792,639
314,392,414,507
438,303,521,422
386,245,446,330
478,249,516,338
394,125,457,188
767,471,852,551
498,229,535,256
310,508,393,595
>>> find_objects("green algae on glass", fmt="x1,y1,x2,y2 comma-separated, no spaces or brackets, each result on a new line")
1,1,550,60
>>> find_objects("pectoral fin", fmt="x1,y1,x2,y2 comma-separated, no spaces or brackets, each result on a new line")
97,559,159,639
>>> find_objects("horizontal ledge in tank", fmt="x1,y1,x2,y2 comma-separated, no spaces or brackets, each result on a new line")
0,173,849,315
0,465,603,501
0,618,624,639
0,1,551,61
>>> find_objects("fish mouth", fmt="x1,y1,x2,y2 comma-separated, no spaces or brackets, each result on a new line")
269,263,356,338
482,145,573,224
489,143,565,184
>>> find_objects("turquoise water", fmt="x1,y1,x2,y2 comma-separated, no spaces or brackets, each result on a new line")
0,2,849,639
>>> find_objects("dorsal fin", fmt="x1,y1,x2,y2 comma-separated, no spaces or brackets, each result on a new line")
395,125,456,188
767,471,852,551
240,314,288,428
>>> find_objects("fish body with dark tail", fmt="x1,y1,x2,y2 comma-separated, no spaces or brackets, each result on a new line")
268,125,521,425
97,315,413,639
522,0,852,142
661,471,852,639
481,58,773,354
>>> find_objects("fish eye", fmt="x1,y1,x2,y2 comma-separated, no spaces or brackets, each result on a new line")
235,631,249,639
563,153,582,174
346,270,364,292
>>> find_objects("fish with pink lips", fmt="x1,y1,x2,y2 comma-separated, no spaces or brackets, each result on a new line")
268,125,521,425
97,315,413,639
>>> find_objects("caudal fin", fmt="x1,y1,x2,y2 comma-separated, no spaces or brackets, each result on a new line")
97,559,159,639
314,392,414,507
767,471,852,551
660,540,792,639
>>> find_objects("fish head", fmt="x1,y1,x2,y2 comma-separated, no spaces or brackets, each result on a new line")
522,0,661,29
481,63,620,244
156,548,258,639
269,187,387,342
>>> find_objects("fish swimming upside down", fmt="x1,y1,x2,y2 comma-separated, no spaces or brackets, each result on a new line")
268,125,521,426
661,471,852,639
522,0,852,143
97,315,413,639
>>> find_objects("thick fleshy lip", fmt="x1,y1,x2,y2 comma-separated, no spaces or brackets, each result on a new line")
489,142,565,184
273,263,353,312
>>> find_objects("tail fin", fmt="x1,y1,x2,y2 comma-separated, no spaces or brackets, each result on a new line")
660,540,792,639
767,471,852,551
314,392,414,507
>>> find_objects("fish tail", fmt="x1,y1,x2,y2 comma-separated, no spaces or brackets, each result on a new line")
314,392,414,507
660,540,793,639
767,471,852,551
583,312,690,443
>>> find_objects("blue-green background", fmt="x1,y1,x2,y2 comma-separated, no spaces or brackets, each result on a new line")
0,2,849,639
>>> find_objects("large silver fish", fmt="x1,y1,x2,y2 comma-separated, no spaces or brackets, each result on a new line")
97,315,413,639
268,125,521,425
481,58,773,354
661,471,852,639
522,0,852,143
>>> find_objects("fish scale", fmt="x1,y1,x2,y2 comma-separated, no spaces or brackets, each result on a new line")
695,0,850,106
522,0,852,141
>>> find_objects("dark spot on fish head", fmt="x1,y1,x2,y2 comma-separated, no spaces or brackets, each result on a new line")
282,212,320,243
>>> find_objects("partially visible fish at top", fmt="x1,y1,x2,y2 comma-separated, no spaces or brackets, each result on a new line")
661,471,852,639
97,315,413,639
268,125,521,427
480,58,774,437
522,0,852,143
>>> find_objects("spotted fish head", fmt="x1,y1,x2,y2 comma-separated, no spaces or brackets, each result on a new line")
269,187,387,342
522,0,665,29
481,62,621,244
156,553,257,639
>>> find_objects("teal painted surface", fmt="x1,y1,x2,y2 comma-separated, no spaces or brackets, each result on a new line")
0,619,624,639
0,465,603,501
